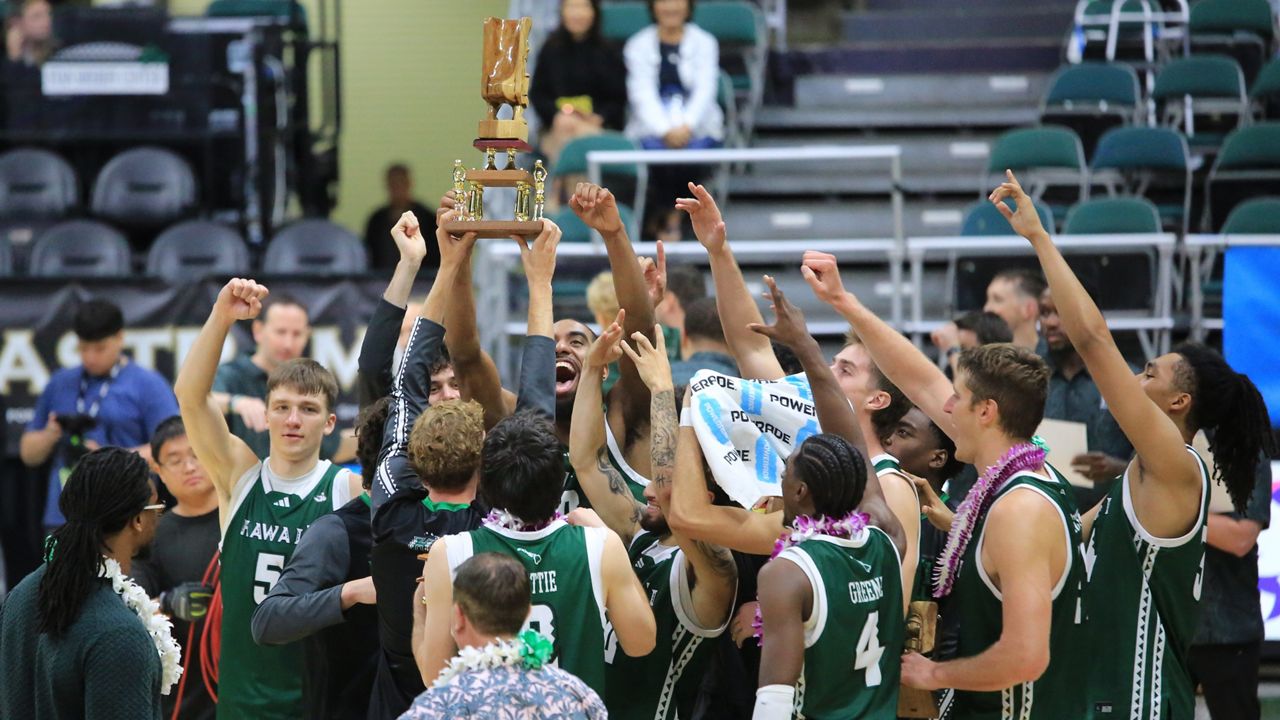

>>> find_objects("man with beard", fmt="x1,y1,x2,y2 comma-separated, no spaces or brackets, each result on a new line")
569,314,737,720
438,182,660,514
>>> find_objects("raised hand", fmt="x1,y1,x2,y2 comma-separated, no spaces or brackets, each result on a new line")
517,218,562,288
214,278,269,324
799,250,852,308
569,182,624,235
930,322,959,353
989,169,1048,241
747,275,814,351
390,210,428,266
586,309,626,371
640,240,667,308
674,182,726,253
619,324,674,392
434,208,478,269
911,474,954,532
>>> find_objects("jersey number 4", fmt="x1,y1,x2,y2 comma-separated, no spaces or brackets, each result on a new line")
253,552,286,604
854,611,885,687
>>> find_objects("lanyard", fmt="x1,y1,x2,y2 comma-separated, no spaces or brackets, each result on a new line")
77,359,124,419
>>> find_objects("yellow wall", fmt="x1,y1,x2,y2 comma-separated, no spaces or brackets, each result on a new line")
168,0,509,232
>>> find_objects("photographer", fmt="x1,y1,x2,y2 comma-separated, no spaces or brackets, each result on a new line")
20,299,178,535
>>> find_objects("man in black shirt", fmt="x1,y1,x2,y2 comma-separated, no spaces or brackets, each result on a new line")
1190,456,1274,720
365,208,560,719
133,416,220,720
362,164,439,272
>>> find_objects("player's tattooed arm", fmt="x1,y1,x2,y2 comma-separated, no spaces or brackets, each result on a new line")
650,388,678,487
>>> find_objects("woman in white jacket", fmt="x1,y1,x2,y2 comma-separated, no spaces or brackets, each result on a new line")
624,0,725,238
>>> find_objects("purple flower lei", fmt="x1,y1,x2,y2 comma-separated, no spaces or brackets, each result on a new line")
931,442,1045,598
483,509,564,533
751,510,870,645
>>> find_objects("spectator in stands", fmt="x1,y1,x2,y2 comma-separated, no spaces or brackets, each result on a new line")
930,309,1012,376
5,0,53,67
982,267,1047,353
211,293,345,461
670,296,737,386
132,417,219,720
1191,458,1273,720
1040,286,1134,508
362,164,439,272
20,299,178,535
624,0,724,240
654,263,706,349
530,0,627,165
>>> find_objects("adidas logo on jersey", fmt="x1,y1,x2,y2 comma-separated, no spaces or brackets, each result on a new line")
273,497,291,508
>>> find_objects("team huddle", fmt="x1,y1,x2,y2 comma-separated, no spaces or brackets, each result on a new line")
162,172,1271,719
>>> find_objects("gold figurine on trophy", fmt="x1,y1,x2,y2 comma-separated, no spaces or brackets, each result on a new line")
443,16,547,239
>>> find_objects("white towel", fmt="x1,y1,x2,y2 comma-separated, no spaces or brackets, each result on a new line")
688,370,822,509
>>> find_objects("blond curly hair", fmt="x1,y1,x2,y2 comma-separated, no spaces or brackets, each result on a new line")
407,399,484,491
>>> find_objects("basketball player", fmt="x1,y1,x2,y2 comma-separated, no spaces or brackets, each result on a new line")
804,251,1085,719
176,278,361,720
991,170,1276,720
570,316,738,719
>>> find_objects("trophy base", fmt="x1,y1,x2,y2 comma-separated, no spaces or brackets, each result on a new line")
443,219,544,238
476,120,529,144
466,168,534,187
474,138,533,153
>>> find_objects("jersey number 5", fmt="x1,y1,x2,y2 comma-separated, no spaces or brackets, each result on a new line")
854,611,885,687
253,552,286,604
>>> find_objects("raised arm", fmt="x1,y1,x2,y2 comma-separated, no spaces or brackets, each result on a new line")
747,276,906,557
513,221,562,420
569,312,644,543
623,328,738,630
435,193,511,429
356,211,426,407
174,279,263,507
570,182,656,422
991,171,1199,521
677,182,784,380
373,213,473,506
802,252,955,435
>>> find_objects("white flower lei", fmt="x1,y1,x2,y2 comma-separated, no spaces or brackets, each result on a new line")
431,637,528,688
99,557,183,695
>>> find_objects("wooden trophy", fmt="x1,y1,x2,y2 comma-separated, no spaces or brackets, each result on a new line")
443,16,547,239
898,600,941,718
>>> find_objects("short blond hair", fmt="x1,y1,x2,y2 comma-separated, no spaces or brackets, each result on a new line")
585,271,619,321
408,399,484,491
266,359,338,413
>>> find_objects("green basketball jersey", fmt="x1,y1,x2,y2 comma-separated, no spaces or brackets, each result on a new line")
871,453,901,475
775,527,905,719
561,420,648,514
940,466,1086,720
1082,446,1210,720
217,460,349,720
605,532,729,720
446,519,610,695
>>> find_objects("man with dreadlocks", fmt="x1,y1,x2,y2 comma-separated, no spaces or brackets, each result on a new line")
991,170,1277,720
748,277,907,719
0,448,171,719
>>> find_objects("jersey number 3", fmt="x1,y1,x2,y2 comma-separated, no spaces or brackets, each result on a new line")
524,603,558,646
854,611,885,687
253,552,286,604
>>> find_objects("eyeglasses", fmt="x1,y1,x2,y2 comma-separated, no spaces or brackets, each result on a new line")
142,504,166,516
159,453,199,471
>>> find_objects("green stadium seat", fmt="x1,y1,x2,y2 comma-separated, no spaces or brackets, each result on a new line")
1205,123,1280,230
1041,62,1142,156
1188,0,1274,82
1221,197,1280,234
1063,197,1162,234
1251,56,1280,118
987,126,1087,227
1090,126,1191,233
1151,55,1248,150
694,1,766,141
555,132,640,178
960,198,1055,236
600,2,650,43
